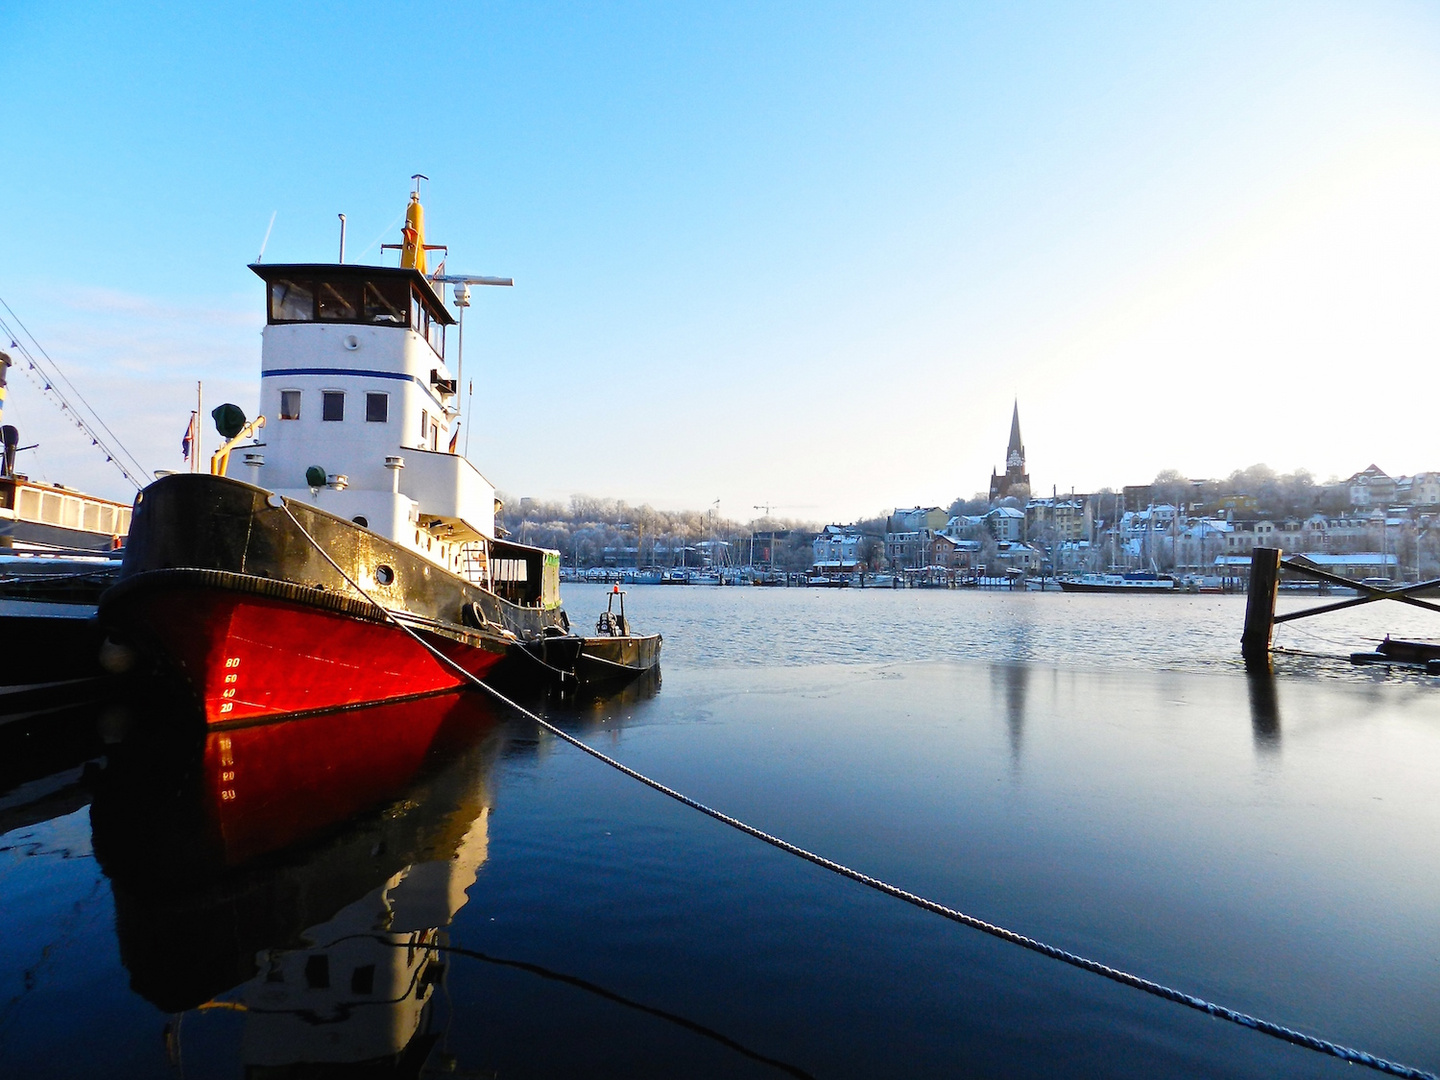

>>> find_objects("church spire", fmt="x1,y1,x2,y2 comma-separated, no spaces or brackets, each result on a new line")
989,398,1031,503
1007,399,1024,464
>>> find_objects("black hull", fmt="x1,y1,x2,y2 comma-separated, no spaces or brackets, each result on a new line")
1057,581,1176,594
510,632,662,693
0,604,107,687
0,519,124,552
1377,636,1440,664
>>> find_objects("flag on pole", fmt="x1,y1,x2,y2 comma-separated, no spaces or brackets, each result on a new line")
182,412,197,462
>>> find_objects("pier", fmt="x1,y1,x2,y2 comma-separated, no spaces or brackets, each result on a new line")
1242,545,1440,672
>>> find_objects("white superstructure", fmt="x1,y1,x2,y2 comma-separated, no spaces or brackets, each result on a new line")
238,258,498,581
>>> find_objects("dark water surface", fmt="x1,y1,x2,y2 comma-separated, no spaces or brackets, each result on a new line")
2,586,1438,1077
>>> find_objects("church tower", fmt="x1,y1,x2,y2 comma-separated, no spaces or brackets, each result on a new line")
988,400,1030,503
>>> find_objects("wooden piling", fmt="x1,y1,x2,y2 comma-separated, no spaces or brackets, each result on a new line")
1241,547,1282,669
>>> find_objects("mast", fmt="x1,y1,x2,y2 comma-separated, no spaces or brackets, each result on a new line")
195,381,202,474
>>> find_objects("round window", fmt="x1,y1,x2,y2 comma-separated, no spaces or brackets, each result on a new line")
375,565,395,586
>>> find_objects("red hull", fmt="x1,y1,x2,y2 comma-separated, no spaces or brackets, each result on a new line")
115,585,505,725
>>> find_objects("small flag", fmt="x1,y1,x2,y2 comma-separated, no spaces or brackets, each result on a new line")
448,424,459,454
182,412,197,461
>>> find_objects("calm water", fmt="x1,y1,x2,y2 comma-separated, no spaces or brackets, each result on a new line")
2,586,1438,1077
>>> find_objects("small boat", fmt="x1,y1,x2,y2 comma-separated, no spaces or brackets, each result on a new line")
1375,636,1440,664
1057,571,1177,594
511,586,661,693
100,182,631,726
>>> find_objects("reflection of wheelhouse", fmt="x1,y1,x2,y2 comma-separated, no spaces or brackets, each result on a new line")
241,812,490,1074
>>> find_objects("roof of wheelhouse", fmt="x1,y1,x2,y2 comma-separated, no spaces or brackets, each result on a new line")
248,262,456,325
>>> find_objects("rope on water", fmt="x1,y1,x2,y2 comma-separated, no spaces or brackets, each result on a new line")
275,501,1438,1080
371,937,816,1078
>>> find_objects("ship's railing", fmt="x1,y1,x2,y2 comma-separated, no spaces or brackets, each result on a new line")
7,483,132,537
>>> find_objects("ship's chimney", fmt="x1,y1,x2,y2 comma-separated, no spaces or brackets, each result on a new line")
2,425,18,479
0,350,10,456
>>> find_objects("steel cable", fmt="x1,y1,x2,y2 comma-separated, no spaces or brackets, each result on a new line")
276,499,1437,1080
0,300,150,488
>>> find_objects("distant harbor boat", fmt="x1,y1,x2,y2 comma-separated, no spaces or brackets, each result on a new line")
1058,571,1177,594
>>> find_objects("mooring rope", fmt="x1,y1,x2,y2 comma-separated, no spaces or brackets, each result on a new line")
370,937,816,1078
275,500,1437,1080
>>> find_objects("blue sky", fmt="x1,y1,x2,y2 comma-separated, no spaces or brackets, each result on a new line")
2,2,1438,520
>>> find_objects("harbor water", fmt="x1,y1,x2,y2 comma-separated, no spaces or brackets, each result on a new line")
2,586,1438,1077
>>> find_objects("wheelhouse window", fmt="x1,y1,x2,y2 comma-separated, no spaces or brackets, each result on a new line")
270,280,314,321
264,270,450,355
317,280,360,321
411,290,444,358
322,391,345,421
280,390,301,420
363,280,409,325
419,408,428,448
366,392,388,422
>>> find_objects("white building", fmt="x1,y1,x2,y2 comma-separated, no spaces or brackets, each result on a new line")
813,525,864,571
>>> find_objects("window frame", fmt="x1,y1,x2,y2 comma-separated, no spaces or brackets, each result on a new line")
279,389,302,420
269,279,316,322
321,390,346,422
366,392,389,423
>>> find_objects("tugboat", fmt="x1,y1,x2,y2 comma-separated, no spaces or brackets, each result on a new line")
101,181,658,725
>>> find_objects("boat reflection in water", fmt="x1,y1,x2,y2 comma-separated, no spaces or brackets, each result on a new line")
91,689,511,1076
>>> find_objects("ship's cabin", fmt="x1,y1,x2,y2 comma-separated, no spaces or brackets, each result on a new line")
253,263,455,360
241,257,561,610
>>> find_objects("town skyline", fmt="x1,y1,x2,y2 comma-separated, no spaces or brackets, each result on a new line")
507,399,1439,531
3,4,1439,519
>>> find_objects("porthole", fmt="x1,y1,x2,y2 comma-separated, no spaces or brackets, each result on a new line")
375,565,395,586
352,515,369,528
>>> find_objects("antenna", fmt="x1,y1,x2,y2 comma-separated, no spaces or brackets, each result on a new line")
411,173,429,197
256,211,277,262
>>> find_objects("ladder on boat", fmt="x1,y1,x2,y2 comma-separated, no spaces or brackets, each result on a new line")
460,541,490,588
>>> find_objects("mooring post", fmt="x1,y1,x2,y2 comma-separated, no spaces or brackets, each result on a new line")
1242,546,1282,669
